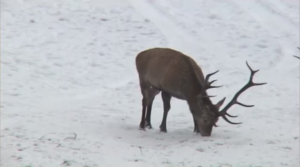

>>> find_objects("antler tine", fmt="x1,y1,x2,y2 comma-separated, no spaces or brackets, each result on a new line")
205,70,223,89
208,80,223,88
218,61,267,125
222,115,242,124
225,113,238,118
199,95,217,99
205,70,219,81
293,47,299,59
293,55,300,59
245,61,267,86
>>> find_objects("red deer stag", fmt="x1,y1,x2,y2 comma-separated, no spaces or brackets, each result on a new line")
135,48,266,136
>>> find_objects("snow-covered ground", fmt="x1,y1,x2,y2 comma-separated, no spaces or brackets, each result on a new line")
1,0,299,166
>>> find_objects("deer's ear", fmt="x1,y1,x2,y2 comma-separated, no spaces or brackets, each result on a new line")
215,97,226,110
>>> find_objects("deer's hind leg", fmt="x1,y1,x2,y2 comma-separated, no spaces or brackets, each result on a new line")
145,86,160,129
139,80,160,130
160,91,172,132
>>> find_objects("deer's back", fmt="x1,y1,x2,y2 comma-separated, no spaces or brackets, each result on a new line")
136,48,205,99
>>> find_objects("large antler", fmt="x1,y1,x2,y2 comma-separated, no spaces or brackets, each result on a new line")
218,61,267,124
199,70,223,99
205,70,222,89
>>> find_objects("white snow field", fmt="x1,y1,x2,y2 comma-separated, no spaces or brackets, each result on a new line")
1,0,299,166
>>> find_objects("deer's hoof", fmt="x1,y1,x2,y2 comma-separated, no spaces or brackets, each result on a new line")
139,127,146,131
139,124,146,131
194,130,200,133
146,124,153,129
159,128,167,133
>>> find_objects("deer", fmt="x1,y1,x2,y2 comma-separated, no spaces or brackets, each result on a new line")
135,47,267,136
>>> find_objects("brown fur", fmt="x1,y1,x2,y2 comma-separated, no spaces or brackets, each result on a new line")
135,47,220,135
136,48,206,99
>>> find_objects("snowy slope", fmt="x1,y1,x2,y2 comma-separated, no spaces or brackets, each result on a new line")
1,0,299,166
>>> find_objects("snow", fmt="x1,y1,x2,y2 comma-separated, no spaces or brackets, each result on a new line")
1,0,299,166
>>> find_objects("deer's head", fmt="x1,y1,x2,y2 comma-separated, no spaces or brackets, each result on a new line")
193,61,267,137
